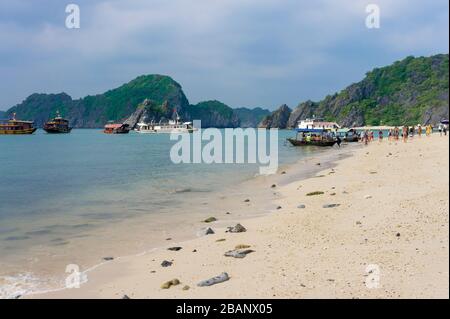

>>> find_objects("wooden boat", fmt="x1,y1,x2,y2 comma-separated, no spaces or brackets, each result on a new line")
287,137,337,147
43,111,72,133
104,122,130,134
0,113,37,135
287,128,337,147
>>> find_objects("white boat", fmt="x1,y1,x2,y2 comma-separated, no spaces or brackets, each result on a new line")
297,117,340,131
135,112,197,134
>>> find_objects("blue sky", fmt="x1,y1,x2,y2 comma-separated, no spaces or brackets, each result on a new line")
0,0,448,111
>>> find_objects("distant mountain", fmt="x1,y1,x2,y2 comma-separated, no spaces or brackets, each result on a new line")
258,104,292,128
287,54,449,128
233,107,271,127
5,75,190,128
4,75,254,129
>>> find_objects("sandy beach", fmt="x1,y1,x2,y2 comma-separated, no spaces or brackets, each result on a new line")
32,134,449,299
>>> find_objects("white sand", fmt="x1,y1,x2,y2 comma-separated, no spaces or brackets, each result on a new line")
32,134,449,299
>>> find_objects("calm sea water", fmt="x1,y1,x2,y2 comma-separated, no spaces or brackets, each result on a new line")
0,128,333,297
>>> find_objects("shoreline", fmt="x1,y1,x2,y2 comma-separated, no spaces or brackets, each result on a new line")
27,135,450,298
2,142,356,299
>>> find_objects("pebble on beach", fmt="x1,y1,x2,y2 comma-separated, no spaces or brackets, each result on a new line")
226,223,247,233
197,272,230,287
323,204,341,208
161,279,180,289
161,260,173,267
203,217,217,223
168,247,182,251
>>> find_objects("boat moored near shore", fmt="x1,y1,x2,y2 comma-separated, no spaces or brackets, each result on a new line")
43,111,72,134
0,113,37,135
288,128,337,147
135,111,197,134
104,122,130,134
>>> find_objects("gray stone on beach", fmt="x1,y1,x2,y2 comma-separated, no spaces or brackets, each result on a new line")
103,257,114,261
244,199,250,202
197,272,230,287
297,204,306,209
224,249,255,258
121,295,130,299
200,227,215,236
168,247,182,251
322,204,340,209
226,223,247,233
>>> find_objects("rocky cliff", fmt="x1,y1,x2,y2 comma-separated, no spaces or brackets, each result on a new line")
258,104,292,128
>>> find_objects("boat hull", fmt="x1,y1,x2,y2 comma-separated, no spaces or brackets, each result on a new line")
287,138,336,147
0,128,37,135
104,130,130,134
343,137,359,143
43,127,72,134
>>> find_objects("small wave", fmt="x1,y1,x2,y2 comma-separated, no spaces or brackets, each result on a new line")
0,273,47,299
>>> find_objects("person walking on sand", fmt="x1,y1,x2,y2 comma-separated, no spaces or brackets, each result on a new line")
378,130,383,142
363,130,369,145
403,126,408,143
409,126,415,138
418,125,422,137
444,125,448,136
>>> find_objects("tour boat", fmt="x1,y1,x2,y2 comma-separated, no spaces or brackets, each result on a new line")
287,128,337,147
43,111,72,134
135,112,197,134
297,118,340,131
0,113,37,135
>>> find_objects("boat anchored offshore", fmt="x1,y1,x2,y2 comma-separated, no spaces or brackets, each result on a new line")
104,122,130,134
287,128,337,147
0,113,37,135
43,111,72,134
135,111,197,134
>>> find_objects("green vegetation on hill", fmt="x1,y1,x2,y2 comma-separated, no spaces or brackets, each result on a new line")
288,54,449,127
185,100,240,128
6,75,190,128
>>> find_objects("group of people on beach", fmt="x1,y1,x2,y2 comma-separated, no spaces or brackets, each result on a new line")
360,124,447,145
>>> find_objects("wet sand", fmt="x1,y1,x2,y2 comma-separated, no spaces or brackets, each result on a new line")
31,134,449,299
